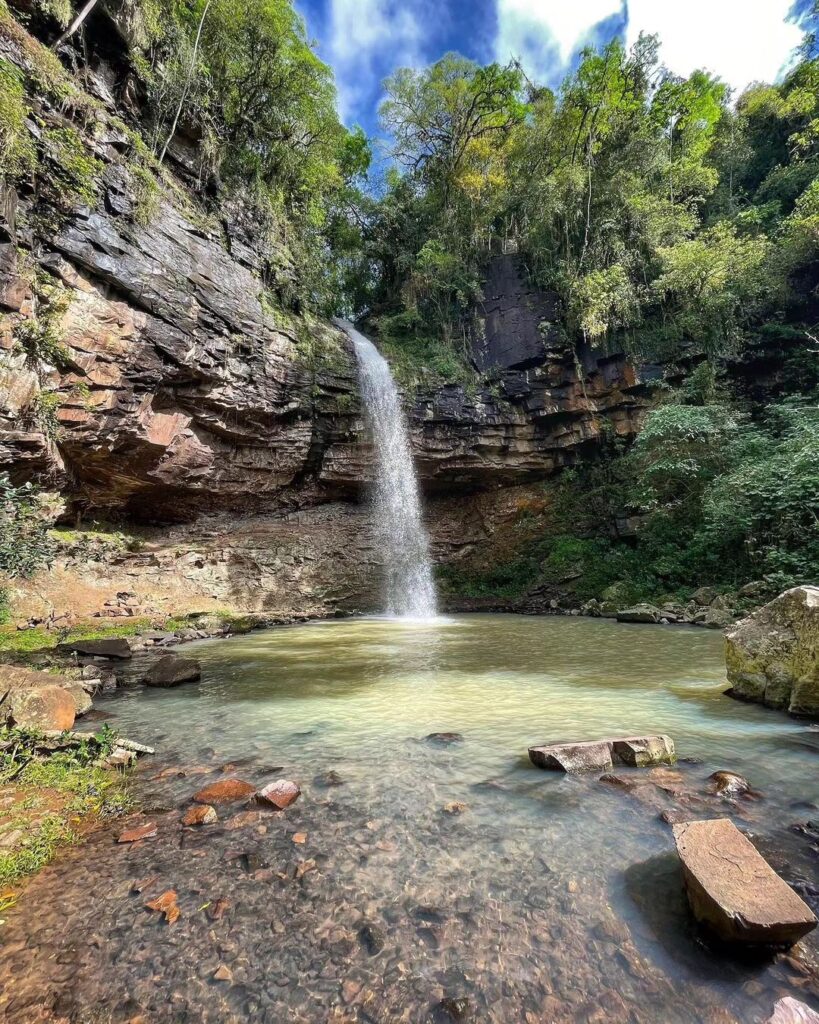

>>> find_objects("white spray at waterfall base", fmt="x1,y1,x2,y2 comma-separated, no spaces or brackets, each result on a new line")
339,319,438,619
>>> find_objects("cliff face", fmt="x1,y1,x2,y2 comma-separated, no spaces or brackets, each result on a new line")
0,18,662,623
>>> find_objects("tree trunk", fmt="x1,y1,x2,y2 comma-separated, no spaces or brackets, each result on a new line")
52,0,100,50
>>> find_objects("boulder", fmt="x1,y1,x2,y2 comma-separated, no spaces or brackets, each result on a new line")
192,779,255,804
725,586,819,716
672,818,817,945
529,739,614,772
766,998,819,1024
61,681,93,717
9,685,76,731
612,735,675,767
707,770,753,799
145,655,201,688
529,735,675,773
256,779,300,809
616,605,663,624
58,637,133,659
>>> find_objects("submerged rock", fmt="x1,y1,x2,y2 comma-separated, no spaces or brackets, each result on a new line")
672,818,817,945
707,770,754,800
313,770,344,787
358,922,386,955
431,997,472,1022
425,732,464,744
192,779,255,804
529,735,675,773
118,821,158,843
145,656,201,688
182,804,217,826
725,585,819,716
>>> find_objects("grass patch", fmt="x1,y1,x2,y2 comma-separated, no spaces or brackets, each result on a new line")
0,618,155,654
0,726,131,887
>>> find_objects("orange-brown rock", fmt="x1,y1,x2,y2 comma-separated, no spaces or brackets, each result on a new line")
672,818,817,945
144,890,180,924
8,685,76,732
182,804,217,826
192,779,255,804
118,821,157,843
256,779,300,809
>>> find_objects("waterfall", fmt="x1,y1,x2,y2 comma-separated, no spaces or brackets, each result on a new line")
339,320,438,619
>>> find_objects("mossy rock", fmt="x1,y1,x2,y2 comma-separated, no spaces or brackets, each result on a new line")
725,586,819,717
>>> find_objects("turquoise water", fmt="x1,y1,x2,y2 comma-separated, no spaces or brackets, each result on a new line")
2,615,817,1023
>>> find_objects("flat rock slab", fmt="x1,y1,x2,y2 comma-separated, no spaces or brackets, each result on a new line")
529,739,614,772
529,735,675,773
192,779,255,804
58,638,133,659
673,818,817,946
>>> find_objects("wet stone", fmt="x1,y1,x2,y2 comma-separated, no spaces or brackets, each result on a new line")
192,779,255,804
358,922,386,955
145,656,201,688
708,770,755,799
182,804,217,826
426,732,464,745
256,779,300,809
117,821,157,844
673,818,818,945
314,770,345,787
431,996,472,1022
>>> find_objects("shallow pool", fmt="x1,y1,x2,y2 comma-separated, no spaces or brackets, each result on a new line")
2,615,818,1023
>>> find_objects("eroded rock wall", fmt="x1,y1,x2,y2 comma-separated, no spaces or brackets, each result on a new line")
0,21,664,623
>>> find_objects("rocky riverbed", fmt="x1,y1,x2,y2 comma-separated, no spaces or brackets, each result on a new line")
1,614,818,1023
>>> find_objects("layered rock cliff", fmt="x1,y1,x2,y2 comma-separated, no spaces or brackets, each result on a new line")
0,15,663,624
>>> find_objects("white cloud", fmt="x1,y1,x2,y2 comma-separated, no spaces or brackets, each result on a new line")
496,0,804,95
496,0,623,81
326,0,426,123
625,0,802,95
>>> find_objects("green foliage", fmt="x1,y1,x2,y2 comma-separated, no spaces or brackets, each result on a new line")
0,473,55,580
0,57,35,181
360,30,819,379
15,280,69,369
130,0,368,311
42,124,104,209
130,163,160,226
28,388,62,439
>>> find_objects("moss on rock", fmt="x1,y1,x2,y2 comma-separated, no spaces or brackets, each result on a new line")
725,585,819,717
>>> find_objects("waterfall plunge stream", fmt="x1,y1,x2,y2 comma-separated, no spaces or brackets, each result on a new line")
339,320,438,619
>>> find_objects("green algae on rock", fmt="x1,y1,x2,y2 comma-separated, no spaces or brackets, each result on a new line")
725,586,819,717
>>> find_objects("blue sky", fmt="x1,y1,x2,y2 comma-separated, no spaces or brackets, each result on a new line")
295,0,812,144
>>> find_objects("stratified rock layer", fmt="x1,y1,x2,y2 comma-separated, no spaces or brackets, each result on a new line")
725,586,819,717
